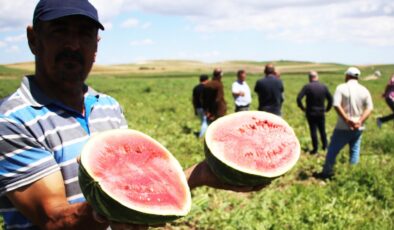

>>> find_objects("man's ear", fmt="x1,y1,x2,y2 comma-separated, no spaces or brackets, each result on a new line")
26,25,38,55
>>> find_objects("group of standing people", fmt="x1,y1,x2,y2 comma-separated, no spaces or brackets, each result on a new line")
192,65,394,179
192,64,284,137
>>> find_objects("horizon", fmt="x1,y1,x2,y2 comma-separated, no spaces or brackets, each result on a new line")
0,0,393,65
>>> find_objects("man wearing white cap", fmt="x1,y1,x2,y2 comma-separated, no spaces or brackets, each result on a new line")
316,67,373,179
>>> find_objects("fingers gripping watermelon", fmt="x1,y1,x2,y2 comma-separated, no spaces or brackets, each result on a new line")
205,111,300,186
79,129,192,224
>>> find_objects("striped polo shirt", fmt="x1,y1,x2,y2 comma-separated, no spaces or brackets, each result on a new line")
0,76,128,229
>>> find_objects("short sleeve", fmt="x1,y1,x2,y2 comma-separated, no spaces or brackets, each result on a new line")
364,89,374,110
332,86,342,107
0,116,60,196
232,82,239,94
117,104,128,129
109,96,128,129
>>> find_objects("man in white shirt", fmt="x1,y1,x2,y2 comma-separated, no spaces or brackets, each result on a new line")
316,67,373,179
232,70,252,112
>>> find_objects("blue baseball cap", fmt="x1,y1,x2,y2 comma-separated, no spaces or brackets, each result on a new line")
33,0,105,30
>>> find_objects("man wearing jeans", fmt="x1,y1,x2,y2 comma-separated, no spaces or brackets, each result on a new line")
317,67,373,179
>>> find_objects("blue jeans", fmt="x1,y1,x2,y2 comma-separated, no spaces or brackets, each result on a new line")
322,129,363,175
196,108,208,138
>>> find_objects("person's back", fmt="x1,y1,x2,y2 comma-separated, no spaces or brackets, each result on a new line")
201,68,227,121
192,75,209,111
193,74,209,137
297,71,332,154
316,67,373,179
193,84,204,108
334,79,372,130
299,81,332,116
254,74,284,115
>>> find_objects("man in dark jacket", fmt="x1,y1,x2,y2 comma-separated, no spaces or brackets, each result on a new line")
201,68,227,122
192,74,209,137
297,71,333,154
254,64,284,116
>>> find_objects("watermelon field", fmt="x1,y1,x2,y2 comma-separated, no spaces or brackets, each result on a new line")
0,61,393,229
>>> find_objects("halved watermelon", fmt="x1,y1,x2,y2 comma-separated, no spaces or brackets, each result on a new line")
205,111,300,186
79,129,192,224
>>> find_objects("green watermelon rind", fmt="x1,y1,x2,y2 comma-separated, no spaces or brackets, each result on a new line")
204,141,274,186
79,163,183,225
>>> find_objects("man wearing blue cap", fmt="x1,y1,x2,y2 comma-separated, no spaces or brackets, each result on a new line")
0,1,266,229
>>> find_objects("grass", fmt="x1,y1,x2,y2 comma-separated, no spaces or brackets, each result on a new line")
0,62,393,229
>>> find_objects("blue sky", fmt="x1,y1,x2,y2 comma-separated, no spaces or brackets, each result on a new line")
0,0,393,65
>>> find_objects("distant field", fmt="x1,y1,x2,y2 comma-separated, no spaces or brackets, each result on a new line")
0,61,393,229
4,60,350,77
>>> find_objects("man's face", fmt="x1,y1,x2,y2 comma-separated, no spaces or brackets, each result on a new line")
30,15,99,92
239,72,246,82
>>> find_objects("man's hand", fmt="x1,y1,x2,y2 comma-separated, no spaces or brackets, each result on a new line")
185,160,270,192
205,112,215,121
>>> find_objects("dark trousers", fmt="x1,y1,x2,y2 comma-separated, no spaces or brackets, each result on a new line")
259,106,281,116
306,114,327,152
235,104,250,112
380,98,394,123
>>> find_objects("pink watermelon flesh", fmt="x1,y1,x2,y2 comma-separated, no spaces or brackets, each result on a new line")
208,113,299,176
85,134,188,213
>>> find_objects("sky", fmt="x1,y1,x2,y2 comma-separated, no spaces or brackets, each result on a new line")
0,0,393,65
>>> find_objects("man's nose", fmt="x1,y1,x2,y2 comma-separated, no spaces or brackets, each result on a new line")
63,32,81,51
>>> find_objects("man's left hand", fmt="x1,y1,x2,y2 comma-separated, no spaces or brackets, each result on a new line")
185,160,270,192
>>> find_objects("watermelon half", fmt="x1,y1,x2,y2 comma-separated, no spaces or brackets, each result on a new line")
79,129,192,224
205,111,300,186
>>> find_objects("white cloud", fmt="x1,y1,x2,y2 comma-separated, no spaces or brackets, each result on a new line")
141,22,152,29
102,22,113,30
5,34,25,43
121,18,152,29
130,39,155,46
0,1,36,31
0,0,393,48
0,41,6,48
90,0,394,47
6,45,20,53
121,18,140,28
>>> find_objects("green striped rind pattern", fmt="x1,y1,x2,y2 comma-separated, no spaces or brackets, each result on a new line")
78,164,183,225
204,142,275,186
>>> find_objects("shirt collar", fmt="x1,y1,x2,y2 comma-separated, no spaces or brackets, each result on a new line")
19,75,100,108
347,79,359,85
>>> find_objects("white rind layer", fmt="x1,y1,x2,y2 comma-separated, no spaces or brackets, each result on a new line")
205,111,300,178
80,129,192,217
